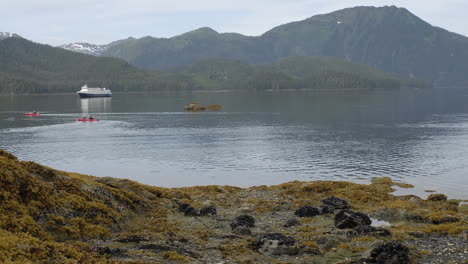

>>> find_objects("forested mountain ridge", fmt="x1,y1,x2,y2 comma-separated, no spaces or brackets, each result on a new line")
0,38,195,94
0,37,428,94
98,6,468,86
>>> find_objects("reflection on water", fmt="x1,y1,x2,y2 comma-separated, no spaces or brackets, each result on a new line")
80,98,112,114
1,89,468,199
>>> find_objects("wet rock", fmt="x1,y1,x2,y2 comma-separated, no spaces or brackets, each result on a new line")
294,206,320,217
322,196,350,210
319,204,335,214
178,203,191,213
351,225,391,237
252,233,297,256
115,235,149,243
284,218,301,227
427,193,448,201
431,215,460,224
369,241,410,264
230,214,255,229
94,246,126,256
184,206,200,216
232,226,252,236
199,206,217,216
334,210,372,229
138,243,171,251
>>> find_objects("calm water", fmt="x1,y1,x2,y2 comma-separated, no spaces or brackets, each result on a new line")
1,89,468,199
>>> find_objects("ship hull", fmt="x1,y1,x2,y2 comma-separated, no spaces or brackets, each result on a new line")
78,93,112,98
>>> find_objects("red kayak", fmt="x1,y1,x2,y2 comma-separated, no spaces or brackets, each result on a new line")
77,118,99,122
24,112,40,116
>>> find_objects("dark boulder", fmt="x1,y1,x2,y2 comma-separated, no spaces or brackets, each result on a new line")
294,206,320,217
334,210,371,229
184,206,200,216
322,196,350,210
284,218,301,227
178,203,191,213
370,241,410,264
319,204,335,214
199,206,217,216
230,214,255,229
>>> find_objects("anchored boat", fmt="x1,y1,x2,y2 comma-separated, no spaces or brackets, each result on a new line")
24,112,40,116
77,84,112,98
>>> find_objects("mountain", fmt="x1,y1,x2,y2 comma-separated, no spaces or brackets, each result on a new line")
100,6,468,86
0,37,428,94
261,6,468,87
102,28,266,69
0,32,21,41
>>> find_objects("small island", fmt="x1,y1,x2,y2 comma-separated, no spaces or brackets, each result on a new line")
0,149,466,263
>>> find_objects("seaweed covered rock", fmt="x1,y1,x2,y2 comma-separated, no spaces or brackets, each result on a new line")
369,241,410,264
294,206,320,217
335,210,371,229
427,193,448,201
184,103,206,111
252,233,297,255
322,196,350,210
284,218,301,227
184,103,223,112
351,225,391,237
230,214,255,229
199,206,217,216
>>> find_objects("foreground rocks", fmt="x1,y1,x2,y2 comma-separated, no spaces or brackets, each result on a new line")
0,149,467,263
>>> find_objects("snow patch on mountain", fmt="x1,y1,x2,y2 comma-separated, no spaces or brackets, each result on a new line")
0,32,21,40
59,42,108,56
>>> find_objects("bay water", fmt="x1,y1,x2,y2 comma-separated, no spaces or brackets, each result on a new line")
1,89,467,199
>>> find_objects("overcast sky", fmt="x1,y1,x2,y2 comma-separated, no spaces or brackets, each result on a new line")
1,0,467,46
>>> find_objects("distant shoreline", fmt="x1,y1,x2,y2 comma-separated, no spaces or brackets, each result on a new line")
0,87,402,96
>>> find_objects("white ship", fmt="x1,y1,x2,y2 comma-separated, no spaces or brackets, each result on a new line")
77,84,112,98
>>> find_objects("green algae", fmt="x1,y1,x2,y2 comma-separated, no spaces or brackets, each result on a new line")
0,149,467,263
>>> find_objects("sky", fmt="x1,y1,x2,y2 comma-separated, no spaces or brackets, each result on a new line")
1,0,468,46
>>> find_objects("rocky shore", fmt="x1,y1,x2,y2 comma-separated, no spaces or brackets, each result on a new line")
0,149,467,263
